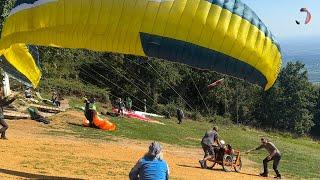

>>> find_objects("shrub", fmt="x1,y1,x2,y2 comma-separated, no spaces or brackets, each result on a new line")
156,103,177,117
189,111,203,121
39,78,109,102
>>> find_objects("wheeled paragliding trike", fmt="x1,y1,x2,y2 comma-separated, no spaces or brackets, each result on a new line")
205,147,242,172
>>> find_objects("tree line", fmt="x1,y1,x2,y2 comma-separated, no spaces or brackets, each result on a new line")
36,47,320,137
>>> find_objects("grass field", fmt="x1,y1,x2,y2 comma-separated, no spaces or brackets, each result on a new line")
46,108,320,179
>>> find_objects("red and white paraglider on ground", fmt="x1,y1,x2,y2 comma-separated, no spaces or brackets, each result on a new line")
207,78,224,90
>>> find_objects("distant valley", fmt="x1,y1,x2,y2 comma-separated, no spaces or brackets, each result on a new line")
281,37,320,83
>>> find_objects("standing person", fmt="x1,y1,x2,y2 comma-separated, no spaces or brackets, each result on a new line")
143,99,147,112
84,97,97,127
117,98,125,116
199,126,221,168
176,108,184,124
126,97,133,112
246,138,282,179
129,141,169,180
0,90,17,140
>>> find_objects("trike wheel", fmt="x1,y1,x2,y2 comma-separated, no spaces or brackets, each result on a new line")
234,157,242,172
222,155,233,172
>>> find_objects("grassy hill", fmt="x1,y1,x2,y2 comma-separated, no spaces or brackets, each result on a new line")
47,104,320,179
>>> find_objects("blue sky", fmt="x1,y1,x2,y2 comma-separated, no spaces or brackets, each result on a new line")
242,0,320,40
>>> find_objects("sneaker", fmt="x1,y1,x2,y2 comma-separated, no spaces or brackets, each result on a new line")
199,160,205,168
274,175,281,179
259,173,268,177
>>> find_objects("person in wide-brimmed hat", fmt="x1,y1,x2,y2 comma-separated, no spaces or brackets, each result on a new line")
129,141,169,180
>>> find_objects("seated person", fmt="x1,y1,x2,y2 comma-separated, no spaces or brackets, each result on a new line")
52,91,61,107
225,144,234,155
129,141,169,180
24,87,32,98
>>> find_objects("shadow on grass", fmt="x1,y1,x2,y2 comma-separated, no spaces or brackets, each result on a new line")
176,164,209,170
0,168,84,180
66,122,117,141
237,172,260,177
67,122,83,127
177,164,260,178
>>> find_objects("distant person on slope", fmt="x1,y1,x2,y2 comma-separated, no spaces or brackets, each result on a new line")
117,98,125,116
199,126,221,168
0,89,17,140
129,141,169,180
176,108,184,124
246,137,281,179
126,97,133,112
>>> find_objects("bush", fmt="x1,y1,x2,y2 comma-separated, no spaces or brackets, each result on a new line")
213,115,232,125
193,114,234,126
39,78,109,102
156,103,178,118
189,111,203,121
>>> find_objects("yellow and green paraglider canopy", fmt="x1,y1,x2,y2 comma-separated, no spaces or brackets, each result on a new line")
0,0,282,90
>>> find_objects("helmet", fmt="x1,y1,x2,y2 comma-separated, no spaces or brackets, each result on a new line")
220,140,225,145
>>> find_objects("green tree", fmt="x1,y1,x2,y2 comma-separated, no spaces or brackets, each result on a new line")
311,89,320,137
255,62,317,135
0,0,15,35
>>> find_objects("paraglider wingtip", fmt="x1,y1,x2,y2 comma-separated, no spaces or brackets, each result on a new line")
300,7,307,11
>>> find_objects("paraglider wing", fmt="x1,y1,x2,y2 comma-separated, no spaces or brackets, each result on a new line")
0,0,282,90
300,8,312,24
208,78,224,90
0,44,41,87
0,45,40,87
0,56,33,87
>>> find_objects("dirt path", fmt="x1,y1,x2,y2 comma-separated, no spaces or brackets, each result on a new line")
0,112,271,180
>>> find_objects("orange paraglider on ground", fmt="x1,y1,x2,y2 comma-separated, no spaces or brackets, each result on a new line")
82,98,116,131
83,113,116,131
92,114,116,131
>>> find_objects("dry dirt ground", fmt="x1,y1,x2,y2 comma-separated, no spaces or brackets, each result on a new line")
0,111,273,180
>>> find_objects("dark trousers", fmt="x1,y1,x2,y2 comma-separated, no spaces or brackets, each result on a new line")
85,110,97,128
201,143,214,158
53,100,60,107
177,117,182,124
263,154,281,176
0,119,8,138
